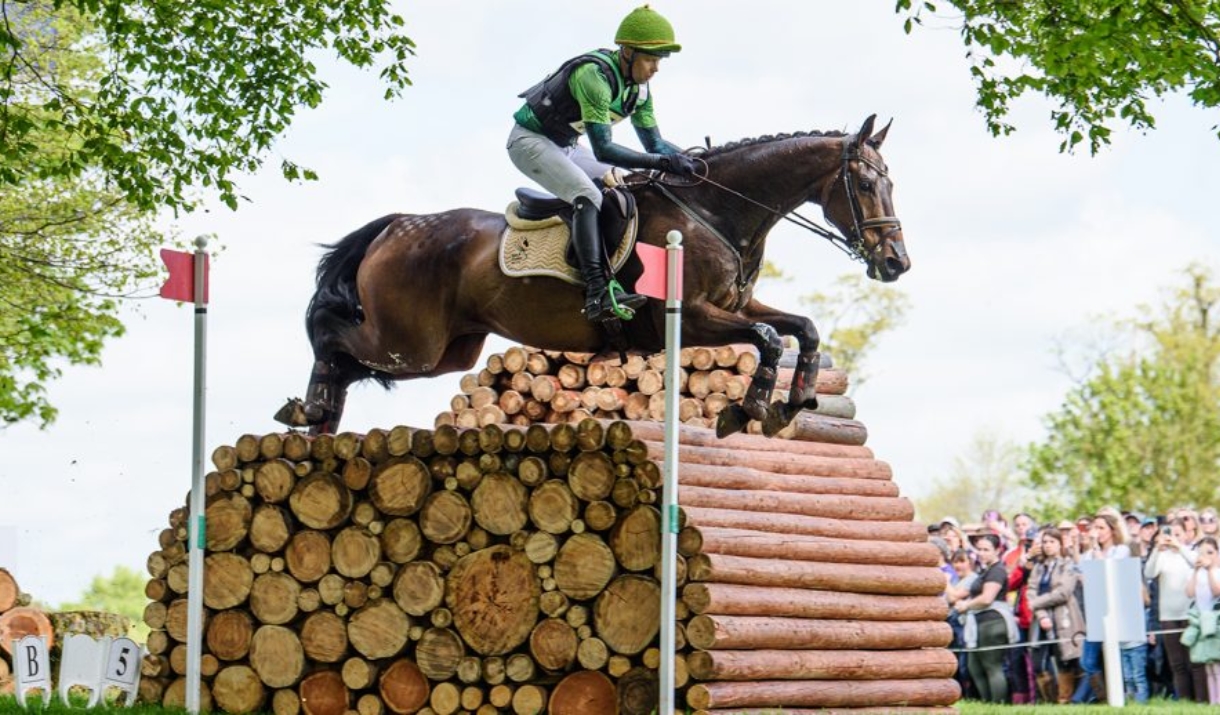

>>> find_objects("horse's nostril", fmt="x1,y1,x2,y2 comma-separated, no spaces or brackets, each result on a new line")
885,257,904,274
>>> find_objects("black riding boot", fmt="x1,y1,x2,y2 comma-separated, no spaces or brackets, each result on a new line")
572,196,646,322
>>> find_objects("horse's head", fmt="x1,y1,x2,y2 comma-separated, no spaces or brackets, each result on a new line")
819,115,910,282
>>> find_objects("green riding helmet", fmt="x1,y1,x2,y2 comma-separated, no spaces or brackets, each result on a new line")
615,5,681,56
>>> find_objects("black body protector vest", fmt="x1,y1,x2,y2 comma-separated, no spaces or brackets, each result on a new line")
519,49,642,147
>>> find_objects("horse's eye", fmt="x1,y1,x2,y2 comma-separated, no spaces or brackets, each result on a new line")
859,179,875,193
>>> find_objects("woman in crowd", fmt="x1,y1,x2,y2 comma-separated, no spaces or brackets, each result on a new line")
953,533,1017,703
945,548,978,698
1181,509,1202,546
1073,513,1132,703
1200,508,1219,540
1146,517,1203,700
1025,526,1086,703
940,520,967,559
1184,536,1220,703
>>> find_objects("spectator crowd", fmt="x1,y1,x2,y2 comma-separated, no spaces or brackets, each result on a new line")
930,506,1220,705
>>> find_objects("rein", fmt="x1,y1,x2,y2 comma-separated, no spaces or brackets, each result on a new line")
642,135,903,266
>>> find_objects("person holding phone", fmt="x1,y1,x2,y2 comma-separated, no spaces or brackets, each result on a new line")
1146,518,1202,700
1184,537,1220,703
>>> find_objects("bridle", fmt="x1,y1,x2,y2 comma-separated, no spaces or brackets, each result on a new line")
647,134,903,265
833,140,905,266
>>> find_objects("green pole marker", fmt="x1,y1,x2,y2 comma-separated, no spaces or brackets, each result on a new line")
196,515,207,550
668,504,680,534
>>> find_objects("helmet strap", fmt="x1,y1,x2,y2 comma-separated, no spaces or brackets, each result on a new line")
618,47,638,86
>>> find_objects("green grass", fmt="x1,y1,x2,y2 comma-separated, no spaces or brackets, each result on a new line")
959,697,1217,713
0,695,175,715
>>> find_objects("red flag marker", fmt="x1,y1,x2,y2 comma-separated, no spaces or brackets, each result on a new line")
159,249,209,302
635,242,681,300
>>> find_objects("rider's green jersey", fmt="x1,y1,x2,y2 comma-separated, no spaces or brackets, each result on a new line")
514,50,657,140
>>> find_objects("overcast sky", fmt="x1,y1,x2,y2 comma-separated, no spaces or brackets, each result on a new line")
2,1,1218,606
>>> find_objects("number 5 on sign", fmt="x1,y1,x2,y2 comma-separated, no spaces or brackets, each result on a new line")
102,638,142,704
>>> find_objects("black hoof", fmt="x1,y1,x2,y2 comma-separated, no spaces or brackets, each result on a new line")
715,404,751,438
274,398,326,428
761,401,794,438
742,396,769,422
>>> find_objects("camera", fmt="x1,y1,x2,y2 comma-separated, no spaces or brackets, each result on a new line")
1162,526,1173,537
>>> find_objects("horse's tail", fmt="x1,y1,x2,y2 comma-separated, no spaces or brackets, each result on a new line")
306,214,403,360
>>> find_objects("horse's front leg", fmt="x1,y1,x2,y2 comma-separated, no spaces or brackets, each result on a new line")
738,300,820,437
682,303,785,437
273,359,351,435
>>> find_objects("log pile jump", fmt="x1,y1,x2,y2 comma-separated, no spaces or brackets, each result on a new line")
139,346,959,713
0,568,54,697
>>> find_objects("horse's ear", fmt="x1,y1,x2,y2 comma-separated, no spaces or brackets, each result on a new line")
855,114,878,150
867,118,892,149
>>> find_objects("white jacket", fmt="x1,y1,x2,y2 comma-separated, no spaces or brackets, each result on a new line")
1145,545,1197,621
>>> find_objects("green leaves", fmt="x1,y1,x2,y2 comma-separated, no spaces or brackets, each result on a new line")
1027,265,1220,513
0,0,416,212
0,0,415,427
897,1,1220,153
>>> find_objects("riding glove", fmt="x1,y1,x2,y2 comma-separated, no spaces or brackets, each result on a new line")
660,153,699,176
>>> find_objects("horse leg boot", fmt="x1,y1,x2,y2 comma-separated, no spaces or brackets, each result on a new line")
273,359,346,432
572,196,645,322
762,349,820,437
716,324,784,438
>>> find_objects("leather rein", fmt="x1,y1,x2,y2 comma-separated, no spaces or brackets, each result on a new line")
645,136,903,266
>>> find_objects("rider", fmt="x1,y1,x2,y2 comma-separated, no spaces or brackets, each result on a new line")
508,5,699,323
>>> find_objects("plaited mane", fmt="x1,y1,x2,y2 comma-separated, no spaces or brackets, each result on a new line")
695,129,848,158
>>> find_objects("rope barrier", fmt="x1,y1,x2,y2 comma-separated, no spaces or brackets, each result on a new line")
946,627,1185,654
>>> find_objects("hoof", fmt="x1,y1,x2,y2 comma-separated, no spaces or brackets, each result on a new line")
761,401,794,438
742,396,769,422
274,398,325,428
715,404,751,438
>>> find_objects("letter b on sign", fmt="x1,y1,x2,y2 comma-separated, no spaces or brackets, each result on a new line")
14,635,50,707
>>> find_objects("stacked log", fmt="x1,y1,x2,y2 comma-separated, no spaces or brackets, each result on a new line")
139,345,957,713
0,568,48,696
141,421,672,714
434,345,863,445
435,346,957,712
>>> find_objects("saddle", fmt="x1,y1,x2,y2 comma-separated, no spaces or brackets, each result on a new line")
498,186,638,285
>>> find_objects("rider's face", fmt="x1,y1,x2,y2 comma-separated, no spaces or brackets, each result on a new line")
630,52,662,83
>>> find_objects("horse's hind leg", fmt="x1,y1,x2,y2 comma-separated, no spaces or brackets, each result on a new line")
274,355,362,434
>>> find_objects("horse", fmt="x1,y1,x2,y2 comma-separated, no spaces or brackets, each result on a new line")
275,114,909,438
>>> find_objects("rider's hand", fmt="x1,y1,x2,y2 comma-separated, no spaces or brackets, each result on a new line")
660,153,699,176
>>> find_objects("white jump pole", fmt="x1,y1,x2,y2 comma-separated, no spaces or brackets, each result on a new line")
658,229,683,715
184,235,210,714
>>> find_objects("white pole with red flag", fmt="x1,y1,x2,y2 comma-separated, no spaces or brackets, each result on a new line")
657,230,683,715
159,235,210,713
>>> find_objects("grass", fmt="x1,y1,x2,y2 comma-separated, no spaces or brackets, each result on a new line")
0,695,170,715
959,697,1217,713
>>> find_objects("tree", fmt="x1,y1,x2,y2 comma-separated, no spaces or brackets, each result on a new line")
1,3,165,426
1,0,415,212
896,1,1220,153
1027,264,1220,513
59,565,150,641
0,0,413,426
914,429,1033,526
798,273,911,391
